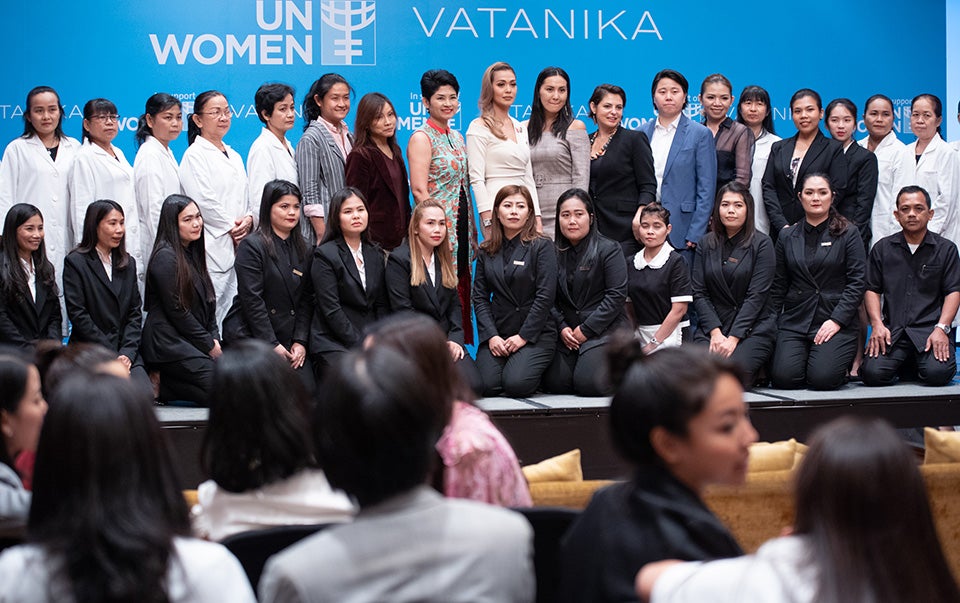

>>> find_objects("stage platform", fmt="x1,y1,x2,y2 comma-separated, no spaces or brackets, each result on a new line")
157,380,960,489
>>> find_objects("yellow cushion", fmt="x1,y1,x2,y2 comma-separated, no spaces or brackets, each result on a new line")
529,479,614,510
183,489,198,507
747,439,808,473
924,428,960,464
522,449,583,483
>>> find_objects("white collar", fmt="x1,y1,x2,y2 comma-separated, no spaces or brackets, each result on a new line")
634,241,674,270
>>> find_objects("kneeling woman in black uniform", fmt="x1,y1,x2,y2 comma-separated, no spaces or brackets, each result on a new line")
472,184,557,397
769,173,866,390
63,200,149,388
385,199,481,392
222,179,314,391
140,195,221,404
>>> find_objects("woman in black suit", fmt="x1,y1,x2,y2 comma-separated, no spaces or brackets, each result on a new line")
140,195,220,404
473,184,557,397
0,203,60,350
693,182,776,385
769,173,866,390
222,179,314,391
309,186,388,374
762,89,848,239
385,199,481,392
825,97,879,245
62,200,147,386
543,188,628,396
587,84,657,243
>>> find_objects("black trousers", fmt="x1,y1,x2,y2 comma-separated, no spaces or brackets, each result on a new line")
455,353,483,396
861,335,957,387
729,333,776,386
770,328,858,390
156,356,213,405
476,339,555,397
542,342,612,397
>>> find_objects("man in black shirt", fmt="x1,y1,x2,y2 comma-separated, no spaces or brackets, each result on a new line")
861,185,960,386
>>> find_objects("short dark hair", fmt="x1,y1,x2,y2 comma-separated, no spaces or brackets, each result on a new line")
75,199,130,270
314,347,447,507
588,84,626,121
420,69,460,100
203,340,313,492
651,69,689,111
607,338,745,466
896,185,933,209
254,82,295,124
639,202,671,226
81,98,118,143
736,85,776,136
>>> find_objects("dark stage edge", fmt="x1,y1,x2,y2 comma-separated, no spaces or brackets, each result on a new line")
157,380,960,489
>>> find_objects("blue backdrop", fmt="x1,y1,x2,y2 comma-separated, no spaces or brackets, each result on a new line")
1,0,951,161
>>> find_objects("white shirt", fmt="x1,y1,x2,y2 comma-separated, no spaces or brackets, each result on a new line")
751,129,781,234
901,133,960,245
134,135,182,260
349,241,366,290
68,141,143,281
650,117,680,201
246,128,298,218
859,132,910,246
19,257,35,302
0,537,256,603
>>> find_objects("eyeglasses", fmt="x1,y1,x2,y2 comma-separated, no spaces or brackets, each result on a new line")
201,109,232,119
89,114,119,123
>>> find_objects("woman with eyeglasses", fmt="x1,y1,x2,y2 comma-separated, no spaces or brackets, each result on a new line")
180,90,253,329
68,98,145,283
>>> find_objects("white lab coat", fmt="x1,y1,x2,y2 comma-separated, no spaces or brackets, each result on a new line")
246,127,297,219
901,133,960,245
859,132,911,246
68,140,144,283
179,136,250,328
750,130,780,234
134,135,182,260
0,134,81,288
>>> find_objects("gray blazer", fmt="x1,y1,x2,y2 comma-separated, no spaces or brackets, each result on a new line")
0,462,29,538
294,120,353,243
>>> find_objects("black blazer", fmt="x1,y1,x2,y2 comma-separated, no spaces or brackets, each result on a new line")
762,131,848,236
770,222,866,335
222,233,312,348
553,234,629,348
836,142,879,244
309,238,388,353
0,259,61,350
589,128,657,243
473,236,557,345
62,250,141,360
385,241,464,345
140,246,218,363
692,232,777,341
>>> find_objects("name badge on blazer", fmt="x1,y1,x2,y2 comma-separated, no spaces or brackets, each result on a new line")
820,242,832,247
726,257,739,264
513,260,525,266
292,269,303,277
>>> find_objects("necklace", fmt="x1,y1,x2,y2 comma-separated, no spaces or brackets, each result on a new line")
589,126,618,160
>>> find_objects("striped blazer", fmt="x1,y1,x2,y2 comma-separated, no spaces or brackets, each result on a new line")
294,120,354,242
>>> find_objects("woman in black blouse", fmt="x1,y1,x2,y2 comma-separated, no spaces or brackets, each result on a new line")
769,173,866,390
693,182,776,385
543,188,628,396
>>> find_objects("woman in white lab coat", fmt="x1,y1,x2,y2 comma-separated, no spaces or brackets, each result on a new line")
179,90,252,328
0,86,80,296
247,83,298,218
859,94,911,245
902,93,960,244
133,93,183,260
68,98,144,283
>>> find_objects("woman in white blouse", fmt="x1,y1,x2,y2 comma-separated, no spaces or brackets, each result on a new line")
179,90,252,327
69,98,144,282
736,85,780,234
246,82,298,217
859,94,911,245
467,61,541,238
134,93,183,260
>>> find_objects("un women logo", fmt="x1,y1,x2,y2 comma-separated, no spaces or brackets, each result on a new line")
321,1,376,66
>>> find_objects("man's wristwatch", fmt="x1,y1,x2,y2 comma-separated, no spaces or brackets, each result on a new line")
936,323,951,335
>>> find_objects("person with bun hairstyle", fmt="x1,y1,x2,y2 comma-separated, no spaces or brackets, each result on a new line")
559,341,755,603
860,94,912,244
133,92,184,257
699,74,754,191
246,83,298,218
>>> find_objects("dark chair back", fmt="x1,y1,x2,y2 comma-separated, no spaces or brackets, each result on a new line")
221,524,330,591
513,507,580,603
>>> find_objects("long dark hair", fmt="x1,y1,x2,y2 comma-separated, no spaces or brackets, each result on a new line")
135,93,181,147
0,354,33,469
479,185,542,255
528,66,574,146
257,179,307,262
319,186,371,246
302,73,352,130
1,203,58,304
28,371,190,603
22,86,66,140
75,200,130,270
202,340,313,493
706,181,756,247
353,92,401,156
799,172,849,237
736,85,776,136
148,195,215,307
80,98,117,144
554,188,601,271
187,90,226,145
794,417,960,603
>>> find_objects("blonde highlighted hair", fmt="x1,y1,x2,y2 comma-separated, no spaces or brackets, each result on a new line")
409,200,457,289
478,61,515,140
